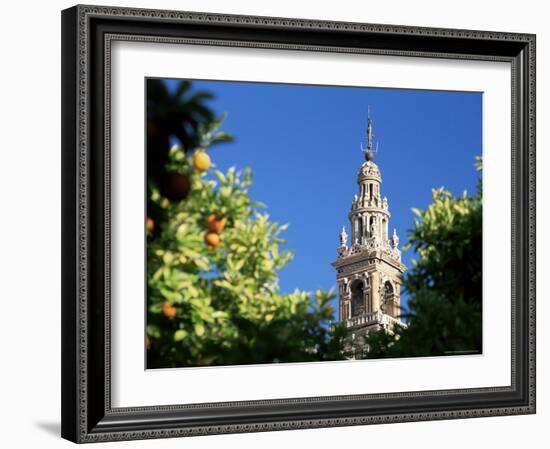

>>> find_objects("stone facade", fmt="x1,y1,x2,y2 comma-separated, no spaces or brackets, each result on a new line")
331,115,406,358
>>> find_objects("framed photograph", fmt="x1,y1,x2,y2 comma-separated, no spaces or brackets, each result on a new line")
61,4,536,443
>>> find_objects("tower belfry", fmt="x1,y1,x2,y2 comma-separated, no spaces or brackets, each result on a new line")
332,114,406,358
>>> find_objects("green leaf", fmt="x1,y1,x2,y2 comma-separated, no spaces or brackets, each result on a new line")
194,323,205,337
174,329,187,341
147,324,161,338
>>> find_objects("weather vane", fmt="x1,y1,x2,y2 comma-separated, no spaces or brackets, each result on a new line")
361,107,378,161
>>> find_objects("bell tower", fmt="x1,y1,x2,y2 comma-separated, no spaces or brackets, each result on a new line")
332,113,406,358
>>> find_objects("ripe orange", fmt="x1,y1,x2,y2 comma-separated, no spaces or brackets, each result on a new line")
206,214,227,233
160,172,191,201
146,217,154,232
162,302,177,319
204,231,221,248
193,150,211,172
161,198,170,209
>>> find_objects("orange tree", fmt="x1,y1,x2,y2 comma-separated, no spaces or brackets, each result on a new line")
146,124,346,368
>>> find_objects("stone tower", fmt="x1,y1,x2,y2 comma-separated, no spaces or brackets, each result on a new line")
332,114,406,358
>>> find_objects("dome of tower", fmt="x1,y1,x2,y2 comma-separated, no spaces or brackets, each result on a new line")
358,160,381,182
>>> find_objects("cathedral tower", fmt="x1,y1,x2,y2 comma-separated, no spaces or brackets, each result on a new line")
332,114,406,358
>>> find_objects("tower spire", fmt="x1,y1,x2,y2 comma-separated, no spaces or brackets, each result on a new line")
365,108,374,161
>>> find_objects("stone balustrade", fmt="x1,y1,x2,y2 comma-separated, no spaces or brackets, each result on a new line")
331,311,405,331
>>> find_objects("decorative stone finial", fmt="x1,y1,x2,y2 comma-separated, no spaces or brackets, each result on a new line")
391,228,399,248
340,226,348,247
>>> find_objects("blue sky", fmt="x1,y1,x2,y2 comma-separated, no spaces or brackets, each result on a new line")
163,79,482,317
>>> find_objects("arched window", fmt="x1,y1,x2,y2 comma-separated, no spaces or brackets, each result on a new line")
350,281,364,317
384,281,395,316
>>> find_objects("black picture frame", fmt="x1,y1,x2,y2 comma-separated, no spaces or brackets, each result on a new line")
61,4,536,443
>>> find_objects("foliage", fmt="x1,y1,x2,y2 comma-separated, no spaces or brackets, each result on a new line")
146,80,237,242
146,79,218,181
362,158,483,358
147,121,345,368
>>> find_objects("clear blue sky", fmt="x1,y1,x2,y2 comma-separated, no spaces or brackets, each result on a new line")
163,79,482,317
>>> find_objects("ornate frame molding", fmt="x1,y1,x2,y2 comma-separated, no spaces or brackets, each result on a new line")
61,4,536,443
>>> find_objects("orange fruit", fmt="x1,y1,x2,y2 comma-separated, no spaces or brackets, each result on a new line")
160,173,191,201
204,231,221,248
162,302,177,319
193,150,211,172
206,214,227,233
161,198,170,209
146,217,154,232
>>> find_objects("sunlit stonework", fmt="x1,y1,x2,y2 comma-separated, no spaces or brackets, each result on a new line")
332,114,407,359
